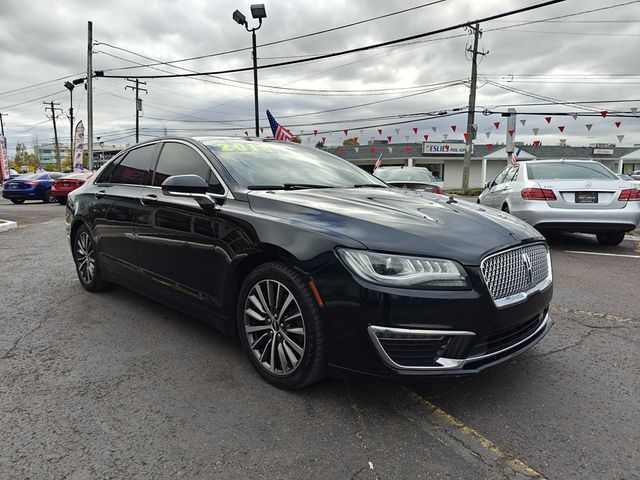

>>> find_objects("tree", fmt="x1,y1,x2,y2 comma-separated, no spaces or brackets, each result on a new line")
12,142,28,171
343,137,359,146
290,136,301,144
62,149,72,172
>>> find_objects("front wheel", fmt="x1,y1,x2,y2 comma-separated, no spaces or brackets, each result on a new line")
596,231,625,246
73,224,112,292
10,199,25,204
237,262,326,390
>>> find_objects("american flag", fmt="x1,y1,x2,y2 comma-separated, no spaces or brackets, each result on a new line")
266,109,293,141
511,146,522,165
374,153,383,170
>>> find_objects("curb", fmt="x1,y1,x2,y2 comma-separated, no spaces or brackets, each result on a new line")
0,219,18,232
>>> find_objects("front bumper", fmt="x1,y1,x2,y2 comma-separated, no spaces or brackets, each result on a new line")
511,201,640,232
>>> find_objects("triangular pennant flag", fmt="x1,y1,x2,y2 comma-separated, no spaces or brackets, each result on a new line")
423,135,429,142
405,146,411,154
520,119,526,127
244,131,248,136
412,127,418,134
559,139,567,146
343,129,348,136
600,110,608,118
337,147,344,153
494,122,500,129
533,140,541,148
532,128,539,136
395,128,400,135
508,129,515,137
615,121,622,128
585,124,593,132
370,146,376,153
432,127,437,133
472,124,478,132
631,107,638,113
571,113,578,120
387,147,393,153
617,134,624,143
321,137,326,143
387,136,392,143
443,133,449,140
405,136,410,142
354,147,359,153
260,127,264,134
353,137,358,143
485,131,491,138
487,144,493,151
313,129,318,136
377,129,382,135
450,125,457,132
545,117,552,124
463,132,469,141
558,126,565,133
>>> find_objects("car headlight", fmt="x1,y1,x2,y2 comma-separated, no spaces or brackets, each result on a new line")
336,248,470,289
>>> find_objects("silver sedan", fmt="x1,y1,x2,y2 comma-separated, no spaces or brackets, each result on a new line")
478,160,640,245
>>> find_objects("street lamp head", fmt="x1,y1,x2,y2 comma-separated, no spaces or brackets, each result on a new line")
64,81,75,91
250,4,267,19
232,9,247,26
72,77,86,85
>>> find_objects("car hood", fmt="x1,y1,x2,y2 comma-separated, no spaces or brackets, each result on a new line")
248,187,544,265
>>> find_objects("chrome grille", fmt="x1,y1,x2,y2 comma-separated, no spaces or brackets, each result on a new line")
481,243,550,303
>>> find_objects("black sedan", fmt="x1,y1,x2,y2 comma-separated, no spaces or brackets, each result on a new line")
65,137,553,389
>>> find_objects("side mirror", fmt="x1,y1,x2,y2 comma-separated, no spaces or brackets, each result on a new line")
161,174,208,195
484,181,493,189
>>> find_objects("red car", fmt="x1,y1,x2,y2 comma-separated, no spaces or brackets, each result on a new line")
51,172,93,204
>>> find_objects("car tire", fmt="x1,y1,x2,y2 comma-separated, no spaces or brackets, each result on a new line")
596,231,625,246
56,198,67,205
237,262,326,390
43,189,55,203
10,199,25,204
476,198,481,204
73,224,112,292
501,203,510,213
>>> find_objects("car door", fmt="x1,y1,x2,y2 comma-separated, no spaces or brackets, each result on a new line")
93,143,159,276
501,165,520,208
135,140,233,311
483,167,510,208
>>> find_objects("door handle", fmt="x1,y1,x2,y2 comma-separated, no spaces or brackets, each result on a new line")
94,189,106,199
140,194,158,206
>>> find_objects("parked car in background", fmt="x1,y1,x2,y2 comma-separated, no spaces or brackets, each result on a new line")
478,160,640,245
373,166,443,194
51,172,93,204
617,174,640,190
630,170,640,180
8,168,21,179
66,136,553,389
2,172,64,203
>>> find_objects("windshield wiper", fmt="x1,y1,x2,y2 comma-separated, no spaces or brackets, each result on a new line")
352,183,387,188
247,183,334,191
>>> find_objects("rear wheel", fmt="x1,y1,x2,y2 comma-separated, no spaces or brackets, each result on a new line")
73,224,112,292
43,189,55,203
237,262,326,390
596,231,625,246
10,199,24,204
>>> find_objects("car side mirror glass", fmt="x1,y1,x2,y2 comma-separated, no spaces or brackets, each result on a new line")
161,174,209,195
485,181,493,189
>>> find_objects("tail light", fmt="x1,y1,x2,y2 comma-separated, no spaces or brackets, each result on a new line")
24,181,39,187
521,187,557,201
619,188,640,201
432,186,443,195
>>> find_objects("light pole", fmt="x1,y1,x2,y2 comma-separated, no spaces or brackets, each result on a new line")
64,78,86,167
233,4,266,137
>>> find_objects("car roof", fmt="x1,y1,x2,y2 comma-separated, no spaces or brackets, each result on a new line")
519,159,601,164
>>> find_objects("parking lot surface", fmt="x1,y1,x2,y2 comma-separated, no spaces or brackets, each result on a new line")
0,198,638,479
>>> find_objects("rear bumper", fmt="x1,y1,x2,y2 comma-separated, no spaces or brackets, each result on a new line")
511,202,640,232
2,189,41,200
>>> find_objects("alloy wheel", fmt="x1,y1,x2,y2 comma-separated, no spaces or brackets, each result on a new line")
244,279,306,376
76,231,96,285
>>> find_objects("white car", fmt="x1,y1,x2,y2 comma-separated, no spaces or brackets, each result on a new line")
618,174,640,190
478,160,640,245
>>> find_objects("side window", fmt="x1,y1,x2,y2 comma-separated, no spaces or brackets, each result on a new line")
494,167,510,185
152,142,224,194
110,144,156,185
505,166,519,182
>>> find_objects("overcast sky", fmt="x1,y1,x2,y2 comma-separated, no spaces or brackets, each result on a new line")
1,0,639,154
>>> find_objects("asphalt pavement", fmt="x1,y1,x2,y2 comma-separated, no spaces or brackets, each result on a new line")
0,198,638,479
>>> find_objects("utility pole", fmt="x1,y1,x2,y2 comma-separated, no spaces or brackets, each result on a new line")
461,23,487,194
0,112,6,182
44,101,63,171
87,21,94,171
125,78,147,143
0,112,6,139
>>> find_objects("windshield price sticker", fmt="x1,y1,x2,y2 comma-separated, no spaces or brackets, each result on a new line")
208,143,274,153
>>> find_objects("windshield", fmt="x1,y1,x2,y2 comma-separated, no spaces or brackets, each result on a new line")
205,140,385,189
375,167,436,183
527,162,617,180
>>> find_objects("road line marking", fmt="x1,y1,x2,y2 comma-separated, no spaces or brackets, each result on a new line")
405,389,546,479
563,250,640,258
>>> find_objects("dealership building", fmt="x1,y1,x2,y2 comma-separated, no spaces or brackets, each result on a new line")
326,141,640,190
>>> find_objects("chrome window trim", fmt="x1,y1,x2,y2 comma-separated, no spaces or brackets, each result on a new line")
480,242,553,309
368,312,550,372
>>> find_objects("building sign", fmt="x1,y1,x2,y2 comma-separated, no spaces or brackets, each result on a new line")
592,148,614,155
422,142,466,155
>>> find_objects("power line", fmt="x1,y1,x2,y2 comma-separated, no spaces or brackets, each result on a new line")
0,72,85,98
98,0,568,80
